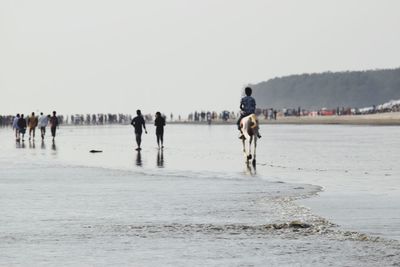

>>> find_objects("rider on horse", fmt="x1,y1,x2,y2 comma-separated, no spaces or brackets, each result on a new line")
237,87,262,140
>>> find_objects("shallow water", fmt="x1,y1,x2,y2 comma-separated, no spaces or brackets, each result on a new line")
0,125,399,266
259,125,400,240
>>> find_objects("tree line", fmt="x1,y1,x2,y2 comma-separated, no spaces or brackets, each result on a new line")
251,68,400,110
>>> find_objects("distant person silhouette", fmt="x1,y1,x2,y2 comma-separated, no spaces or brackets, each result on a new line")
12,114,20,141
28,112,38,140
237,87,261,139
38,112,49,140
154,111,165,149
131,109,147,151
17,114,27,141
50,111,59,141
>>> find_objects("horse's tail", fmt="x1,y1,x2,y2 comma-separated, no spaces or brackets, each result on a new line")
249,114,258,129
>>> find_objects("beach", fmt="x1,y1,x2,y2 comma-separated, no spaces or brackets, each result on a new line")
0,124,399,266
172,111,400,126
260,112,400,125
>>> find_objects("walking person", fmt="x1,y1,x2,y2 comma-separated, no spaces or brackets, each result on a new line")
12,114,20,141
131,110,147,151
154,111,165,149
49,111,59,141
38,112,49,140
17,114,27,141
28,112,38,140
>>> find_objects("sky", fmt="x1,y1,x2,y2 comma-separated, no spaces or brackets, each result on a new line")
1,0,400,116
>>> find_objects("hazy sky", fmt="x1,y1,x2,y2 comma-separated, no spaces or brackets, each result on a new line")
1,0,399,116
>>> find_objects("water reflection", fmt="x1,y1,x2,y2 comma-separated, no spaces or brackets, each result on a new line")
245,162,256,176
29,140,35,149
15,140,26,149
51,140,57,151
136,151,142,167
157,149,164,168
41,140,46,149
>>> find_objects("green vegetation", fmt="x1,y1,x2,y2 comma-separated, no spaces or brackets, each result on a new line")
252,68,400,109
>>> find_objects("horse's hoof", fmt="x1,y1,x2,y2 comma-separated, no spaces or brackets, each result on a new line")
247,155,252,160
252,159,256,167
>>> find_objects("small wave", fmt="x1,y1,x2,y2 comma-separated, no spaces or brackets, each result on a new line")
87,219,398,246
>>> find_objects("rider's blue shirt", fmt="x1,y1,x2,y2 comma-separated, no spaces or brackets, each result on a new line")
240,96,256,115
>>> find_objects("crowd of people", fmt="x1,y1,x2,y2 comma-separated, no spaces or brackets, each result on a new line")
254,99,400,119
1,91,399,151
10,111,59,142
0,109,166,151
1,99,400,131
68,113,132,125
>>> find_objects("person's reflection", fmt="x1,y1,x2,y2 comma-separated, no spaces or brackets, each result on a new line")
136,151,142,167
157,149,164,168
41,140,46,149
51,140,57,151
16,140,22,149
29,140,35,149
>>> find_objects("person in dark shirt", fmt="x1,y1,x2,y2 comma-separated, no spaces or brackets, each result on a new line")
154,111,165,149
50,111,59,141
131,109,147,151
237,87,261,139
17,114,27,141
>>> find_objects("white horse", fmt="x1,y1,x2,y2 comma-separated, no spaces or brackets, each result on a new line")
239,114,259,167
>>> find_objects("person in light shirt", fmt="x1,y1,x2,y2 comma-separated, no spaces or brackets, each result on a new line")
38,112,50,140
12,114,20,141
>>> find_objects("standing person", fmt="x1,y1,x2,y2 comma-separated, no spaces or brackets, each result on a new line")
38,112,49,140
28,112,38,140
12,114,20,141
130,110,147,151
154,111,165,149
50,111,59,141
17,114,27,141
237,87,261,139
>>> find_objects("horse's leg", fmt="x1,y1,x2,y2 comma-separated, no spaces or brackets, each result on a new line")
252,136,257,167
242,137,248,162
247,136,253,161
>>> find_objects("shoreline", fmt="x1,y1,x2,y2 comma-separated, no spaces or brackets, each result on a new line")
2,112,399,128
259,112,400,126
172,112,400,126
